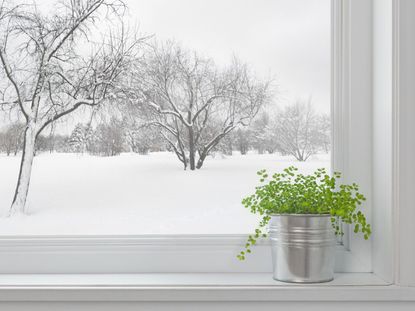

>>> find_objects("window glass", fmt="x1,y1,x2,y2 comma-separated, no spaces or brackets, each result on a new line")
0,0,331,235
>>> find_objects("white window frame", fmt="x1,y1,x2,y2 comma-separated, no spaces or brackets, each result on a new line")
331,0,373,272
0,0,394,280
392,0,415,287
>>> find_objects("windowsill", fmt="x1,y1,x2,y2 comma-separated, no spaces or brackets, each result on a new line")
0,272,388,287
0,272,413,302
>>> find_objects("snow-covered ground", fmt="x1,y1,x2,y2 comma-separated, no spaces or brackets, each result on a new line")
0,152,330,235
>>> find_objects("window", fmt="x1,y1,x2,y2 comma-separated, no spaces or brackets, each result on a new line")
0,0,331,235
0,0,376,276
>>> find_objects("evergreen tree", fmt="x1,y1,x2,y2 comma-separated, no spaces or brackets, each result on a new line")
68,124,88,154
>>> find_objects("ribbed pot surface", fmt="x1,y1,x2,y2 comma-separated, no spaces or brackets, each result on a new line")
269,214,336,283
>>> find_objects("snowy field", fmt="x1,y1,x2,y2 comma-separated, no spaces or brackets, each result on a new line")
0,152,330,235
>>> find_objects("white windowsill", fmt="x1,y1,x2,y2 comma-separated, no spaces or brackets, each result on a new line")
0,272,413,302
0,272,387,287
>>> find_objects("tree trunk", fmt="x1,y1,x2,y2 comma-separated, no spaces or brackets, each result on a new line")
295,151,305,162
183,158,188,170
188,127,196,170
9,125,36,215
196,151,207,169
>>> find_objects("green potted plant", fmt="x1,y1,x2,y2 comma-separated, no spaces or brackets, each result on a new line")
238,166,371,283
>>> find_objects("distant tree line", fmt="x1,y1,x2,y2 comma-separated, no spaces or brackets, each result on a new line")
1,100,330,162
0,122,70,155
221,101,330,161
0,122,23,156
66,119,165,157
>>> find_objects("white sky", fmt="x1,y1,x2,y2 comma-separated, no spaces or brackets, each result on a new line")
126,0,331,113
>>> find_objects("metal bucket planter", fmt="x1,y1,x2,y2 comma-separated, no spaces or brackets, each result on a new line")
269,214,336,283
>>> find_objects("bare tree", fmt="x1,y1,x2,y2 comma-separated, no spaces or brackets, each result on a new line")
125,124,163,155
126,42,271,170
0,122,24,155
42,132,68,153
259,123,279,154
0,0,140,214
274,100,330,161
316,114,331,153
234,128,252,155
215,133,233,156
250,112,273,154
92,118,125,156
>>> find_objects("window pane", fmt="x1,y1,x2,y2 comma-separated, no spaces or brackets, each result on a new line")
0,0,331,235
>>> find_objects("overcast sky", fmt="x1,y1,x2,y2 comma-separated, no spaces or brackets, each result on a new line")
1,0,331,128
126,0,331,113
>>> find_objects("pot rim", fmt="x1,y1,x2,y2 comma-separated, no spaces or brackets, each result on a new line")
270,213,331,217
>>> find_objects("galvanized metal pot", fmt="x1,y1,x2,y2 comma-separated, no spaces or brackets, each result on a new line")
269,214,336,283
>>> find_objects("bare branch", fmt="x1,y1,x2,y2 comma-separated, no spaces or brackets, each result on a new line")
0,49,29,119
